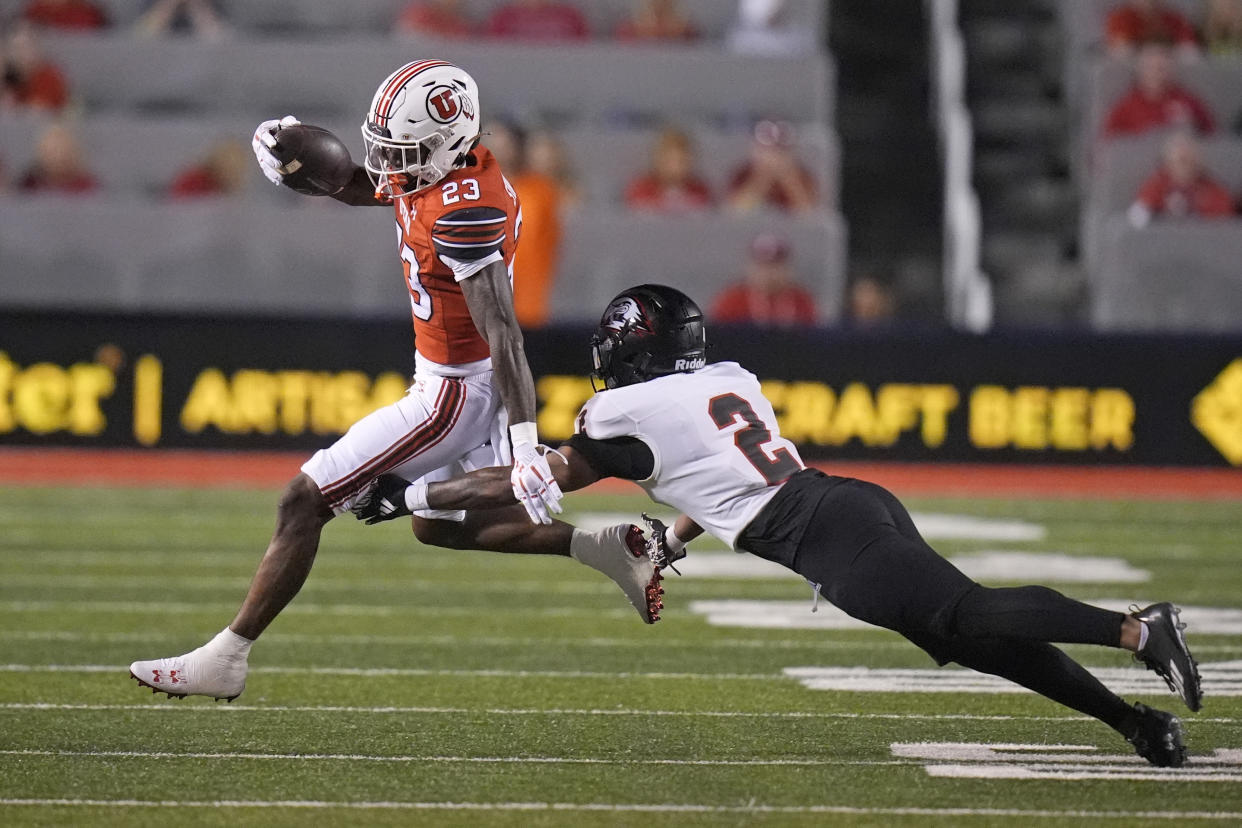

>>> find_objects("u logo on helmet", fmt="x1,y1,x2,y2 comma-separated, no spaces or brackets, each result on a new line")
427,86,463,123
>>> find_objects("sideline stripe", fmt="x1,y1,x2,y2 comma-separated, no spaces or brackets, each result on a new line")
2,703,1237,724
0,601,632,619
0,748,910,768
4,449,1242,499
0,630,915,653
0,799,1239,819
0,664,781,681
3,630,1240,656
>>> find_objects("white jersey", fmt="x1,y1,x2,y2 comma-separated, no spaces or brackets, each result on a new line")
575,362,804,549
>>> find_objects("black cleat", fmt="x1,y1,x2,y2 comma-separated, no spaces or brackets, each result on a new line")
1131,602,1203,712
352,474,413,524
1123,702,1187,767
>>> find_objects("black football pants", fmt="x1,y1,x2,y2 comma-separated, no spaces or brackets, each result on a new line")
744,471,1135,731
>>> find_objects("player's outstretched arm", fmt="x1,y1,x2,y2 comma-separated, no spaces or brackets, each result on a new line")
459,259,564,523
252,116,388,207
330,167,391,207
422,446,599,512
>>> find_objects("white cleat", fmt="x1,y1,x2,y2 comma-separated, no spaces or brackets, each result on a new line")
129,643,248,702
571,523,664,624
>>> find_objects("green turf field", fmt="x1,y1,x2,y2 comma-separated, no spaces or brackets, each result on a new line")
1,484,1239,826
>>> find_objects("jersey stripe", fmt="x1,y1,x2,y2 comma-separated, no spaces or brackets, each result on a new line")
434,217,508,226
319,379,466,508
374,59,451,127
433,236,506,249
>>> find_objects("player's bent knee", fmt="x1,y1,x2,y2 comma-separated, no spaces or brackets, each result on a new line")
414,518,471,551
276,473,333,528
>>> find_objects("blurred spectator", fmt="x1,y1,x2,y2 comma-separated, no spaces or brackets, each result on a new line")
485,0,589,41
1204,0,1242,55
726,0,815,57
624,126,713,212
1103,44,1215,138
395,0,474,38
485,121,562,328
1127,132,1235,226
711,233,818,326
19,123,98,194
615,0,698,42
21,0,108,31
168,139,248,199
845,272,897,329
726,120,818,212
1105,0,1198,56
136,0,229,40
526,128,580,207
2,21,69,111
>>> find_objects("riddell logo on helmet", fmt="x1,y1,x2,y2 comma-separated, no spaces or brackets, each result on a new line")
426,86,474,124
674,357,706,371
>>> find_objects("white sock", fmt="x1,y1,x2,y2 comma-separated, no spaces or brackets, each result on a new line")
1137,621,1150,652
569,528,592,563
404,482,430,513
209,627,253,659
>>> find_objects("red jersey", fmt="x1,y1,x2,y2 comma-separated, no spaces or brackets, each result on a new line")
1106,6,1197,49
390,146,521,367
1104,85,1216,137
711,283,818,327
1137,169,1235,217
624,174,714,212
22,0,107,29
485,2,589,40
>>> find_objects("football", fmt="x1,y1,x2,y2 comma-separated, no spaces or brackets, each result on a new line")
270,124,356,196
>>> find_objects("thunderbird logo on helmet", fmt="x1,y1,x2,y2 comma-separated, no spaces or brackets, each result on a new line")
426,86,463,123
601,297,651,334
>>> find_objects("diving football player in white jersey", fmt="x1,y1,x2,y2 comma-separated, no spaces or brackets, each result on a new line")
355,283,1204,768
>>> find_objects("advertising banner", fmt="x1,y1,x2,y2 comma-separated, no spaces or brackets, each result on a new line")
1,312,1239,467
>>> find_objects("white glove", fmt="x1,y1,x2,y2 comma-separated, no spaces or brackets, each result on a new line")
509,427,564,525
251,115,299,185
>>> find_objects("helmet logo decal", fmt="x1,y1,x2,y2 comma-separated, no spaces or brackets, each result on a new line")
601,298,650,334
427,86,463,123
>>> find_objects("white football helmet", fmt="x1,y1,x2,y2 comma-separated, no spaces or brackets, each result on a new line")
361,60,481,198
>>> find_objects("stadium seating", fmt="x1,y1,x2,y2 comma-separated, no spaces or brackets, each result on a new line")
85,0,827,39
37,33,834,124
0,112,838,208
0,200,845,321
1091,216,1242,331
0,0,842,324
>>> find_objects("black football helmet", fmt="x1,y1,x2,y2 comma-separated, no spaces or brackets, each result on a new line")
590,284,707,390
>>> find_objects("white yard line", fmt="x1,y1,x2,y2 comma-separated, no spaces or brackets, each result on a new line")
0,748,910,768
0,601,631,618
0,663,780,681
0,799,1239,819
0,629,913,652
0,574,627,597
12,702,1235,723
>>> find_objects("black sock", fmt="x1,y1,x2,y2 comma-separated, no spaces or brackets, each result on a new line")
944,636,1135,730
951,584,1127,647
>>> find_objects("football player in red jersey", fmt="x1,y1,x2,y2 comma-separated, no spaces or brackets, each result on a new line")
129,61,663,702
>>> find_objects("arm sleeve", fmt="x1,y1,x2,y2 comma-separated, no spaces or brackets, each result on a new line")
566,434,655,481
432,205,508,263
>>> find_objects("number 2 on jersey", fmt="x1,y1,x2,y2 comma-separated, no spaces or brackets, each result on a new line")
709,393,801,486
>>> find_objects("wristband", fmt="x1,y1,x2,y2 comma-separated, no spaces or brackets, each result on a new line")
509,421,538,449
403,482,430,513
